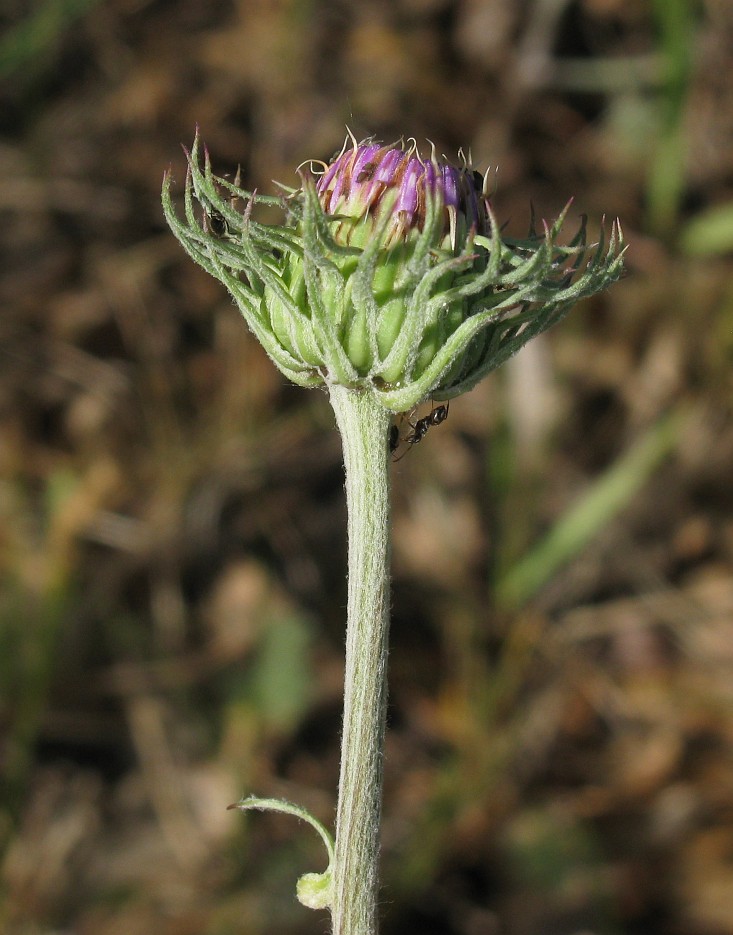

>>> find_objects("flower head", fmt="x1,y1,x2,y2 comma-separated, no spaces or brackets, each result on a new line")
162,131,624,412
315,138,488,253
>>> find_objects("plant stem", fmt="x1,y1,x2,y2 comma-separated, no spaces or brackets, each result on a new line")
328,384,393,935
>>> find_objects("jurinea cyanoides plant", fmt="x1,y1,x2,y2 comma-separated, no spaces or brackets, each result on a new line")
162,130,624,935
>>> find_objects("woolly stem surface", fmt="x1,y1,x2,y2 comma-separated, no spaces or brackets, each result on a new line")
328,385,392,935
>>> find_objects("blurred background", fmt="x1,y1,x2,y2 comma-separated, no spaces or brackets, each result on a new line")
2,1,733,933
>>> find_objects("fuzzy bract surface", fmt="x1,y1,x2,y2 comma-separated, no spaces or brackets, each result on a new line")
162,132,624,413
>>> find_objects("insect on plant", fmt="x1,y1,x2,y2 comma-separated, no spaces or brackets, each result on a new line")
388,423,400,455
203,166,245,238
391,401,450,460
204,208,229,237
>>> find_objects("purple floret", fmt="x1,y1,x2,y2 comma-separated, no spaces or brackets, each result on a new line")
314,138,489,246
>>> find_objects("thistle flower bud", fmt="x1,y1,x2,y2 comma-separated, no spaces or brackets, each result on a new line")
162,132,624,413
315,140,487,253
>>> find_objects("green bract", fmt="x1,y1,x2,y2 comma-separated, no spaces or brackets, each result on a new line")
162,131,625,413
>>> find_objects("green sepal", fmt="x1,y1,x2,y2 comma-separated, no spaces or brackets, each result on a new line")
163,133,626,414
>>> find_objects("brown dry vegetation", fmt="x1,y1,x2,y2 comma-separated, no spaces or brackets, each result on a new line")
2,1,733,933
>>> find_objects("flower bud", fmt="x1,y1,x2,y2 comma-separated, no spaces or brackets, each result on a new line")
162,132,624,413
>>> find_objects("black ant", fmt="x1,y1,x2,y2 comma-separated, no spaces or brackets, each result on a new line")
204,208,229,237
390,401,449,461
204,167,244,238
407,403,449,444
389,423,400,454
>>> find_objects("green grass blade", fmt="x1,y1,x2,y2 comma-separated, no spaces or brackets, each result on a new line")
496,406,688,611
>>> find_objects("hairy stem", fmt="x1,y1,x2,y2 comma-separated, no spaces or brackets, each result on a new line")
328,385,392,935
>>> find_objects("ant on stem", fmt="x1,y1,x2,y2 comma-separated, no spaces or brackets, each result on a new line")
390,401,450,461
